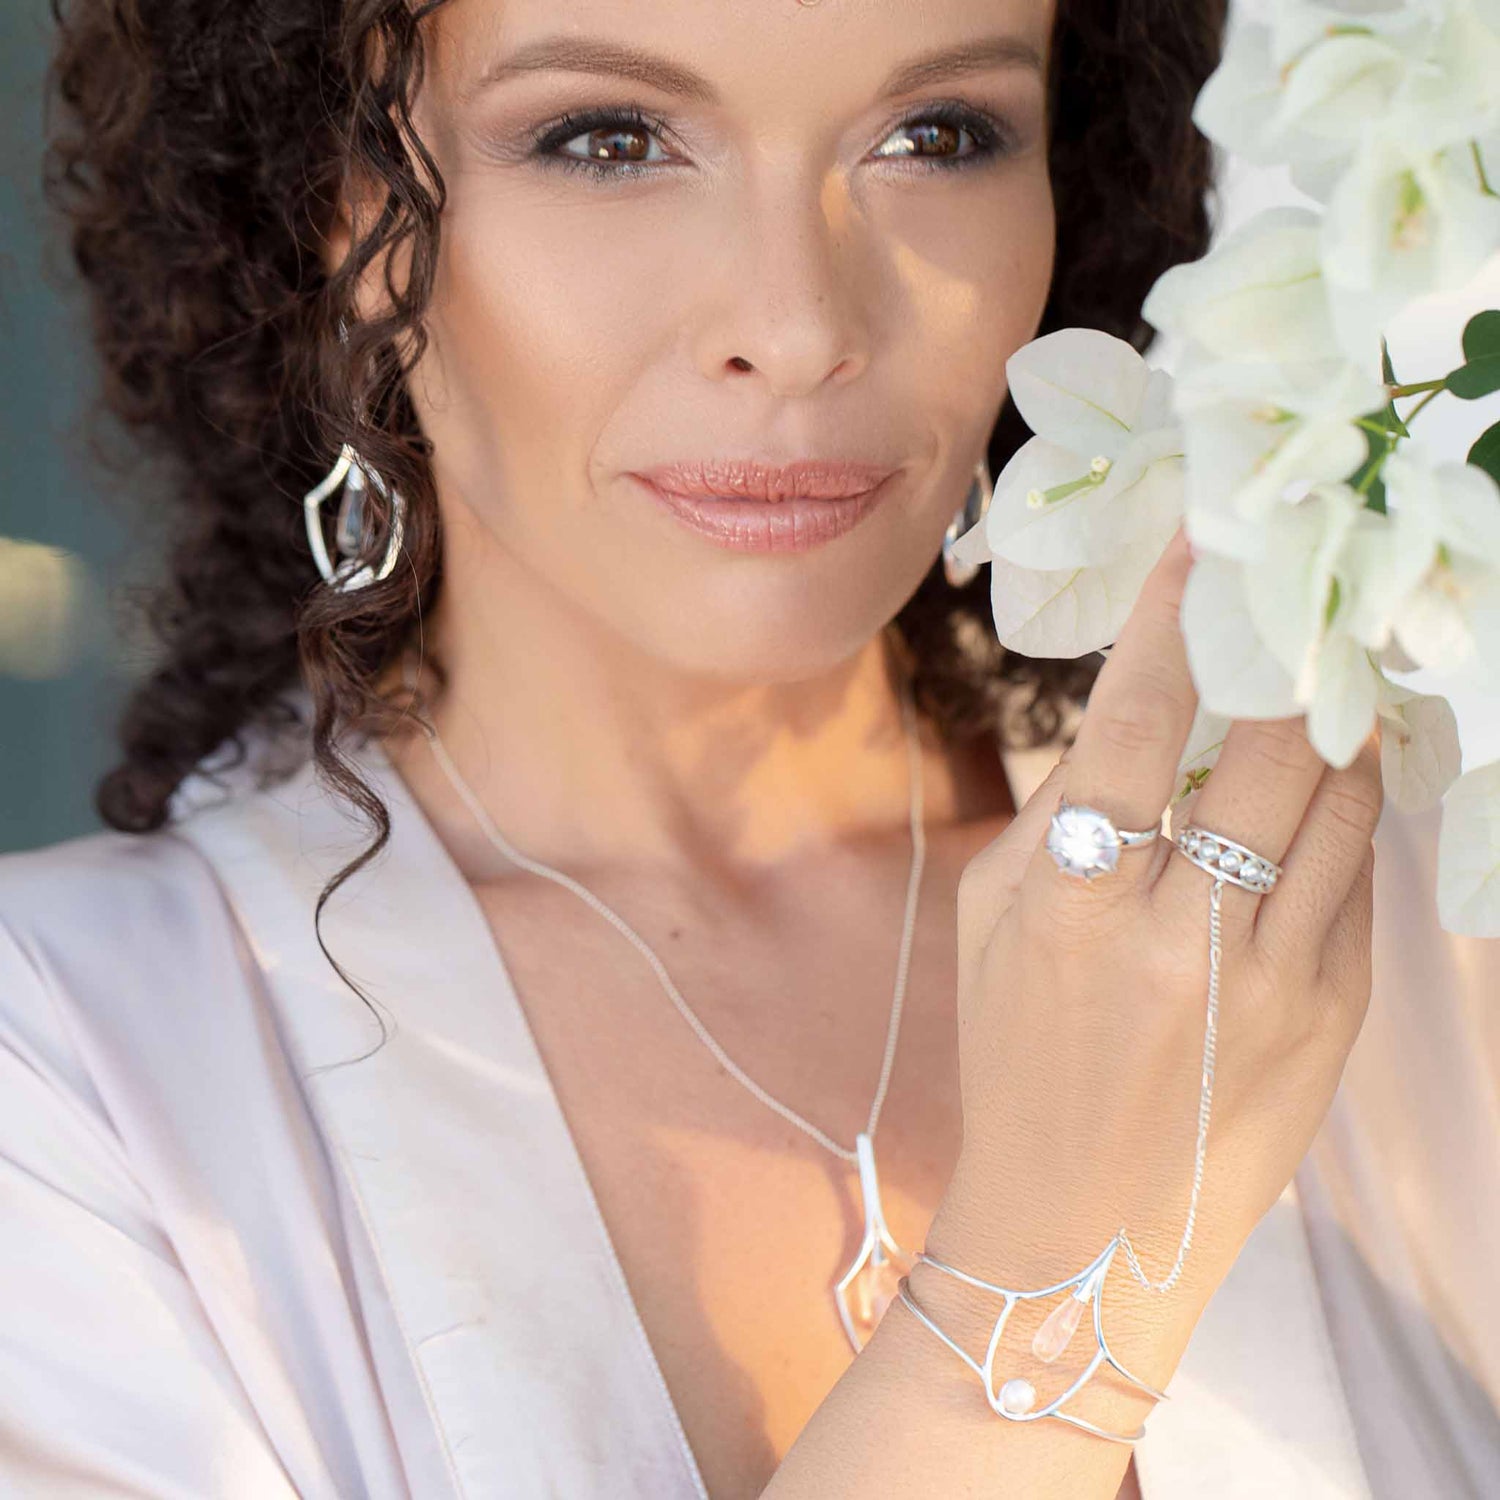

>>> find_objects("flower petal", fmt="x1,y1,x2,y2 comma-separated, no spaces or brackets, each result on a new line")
1005,328,1155,456
991,431,1185,571
1181,552,1302,717
1307,629,1379,768
1142,207,1337,365
1243,485,1361,683
1274,34,1407,145
1437,759,1500,936
1375,678,1462,812
1192,20,1287,162
947,514,993,569
986,527,1174,658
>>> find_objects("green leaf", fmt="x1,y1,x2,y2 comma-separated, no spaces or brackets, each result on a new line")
1348,424,1392,507
1461,309,1500,362
1470,419,1500,487
1381,337,1398,386
1447,356,1500,399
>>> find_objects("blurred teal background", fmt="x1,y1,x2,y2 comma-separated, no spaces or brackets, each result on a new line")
1,1,144,854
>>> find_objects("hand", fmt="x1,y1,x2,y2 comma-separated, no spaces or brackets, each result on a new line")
926,526,1380,1350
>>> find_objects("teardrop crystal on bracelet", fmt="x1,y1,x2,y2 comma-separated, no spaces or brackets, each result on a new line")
1031,1293,1086,1363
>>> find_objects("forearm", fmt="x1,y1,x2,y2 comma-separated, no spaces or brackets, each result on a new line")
762,1198,1205,1498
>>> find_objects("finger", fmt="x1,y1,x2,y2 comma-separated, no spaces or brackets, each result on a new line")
958,749,1075,923
1154,712,1328,939
1038,528,1198,896
1313,844,1374,1019
1254,731,1384,961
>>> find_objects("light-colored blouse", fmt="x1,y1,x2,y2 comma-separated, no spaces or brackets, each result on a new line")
0,725,1497,1498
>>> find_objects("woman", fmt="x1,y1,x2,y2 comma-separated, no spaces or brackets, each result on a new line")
3,0,1497,1495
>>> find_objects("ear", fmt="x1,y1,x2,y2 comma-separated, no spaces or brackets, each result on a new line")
322,141,433,323
320,192,355,283
317,166,401,324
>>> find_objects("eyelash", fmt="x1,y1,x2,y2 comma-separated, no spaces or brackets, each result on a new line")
526,100,1017,182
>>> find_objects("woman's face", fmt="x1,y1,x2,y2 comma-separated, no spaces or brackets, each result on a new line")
398,0,1057,682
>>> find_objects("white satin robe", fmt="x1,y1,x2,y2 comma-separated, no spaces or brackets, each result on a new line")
0,726,1497,1499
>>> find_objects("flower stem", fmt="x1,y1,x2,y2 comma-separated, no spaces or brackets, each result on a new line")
1474,139,1496,198
1387,378,1446,398
1403,387,1443,422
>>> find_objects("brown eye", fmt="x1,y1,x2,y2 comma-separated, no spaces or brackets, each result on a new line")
537,109,674,173
871,104,1011,170
566,124,657,164
897,121,966,158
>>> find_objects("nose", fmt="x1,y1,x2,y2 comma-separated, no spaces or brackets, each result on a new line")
690,168,874,398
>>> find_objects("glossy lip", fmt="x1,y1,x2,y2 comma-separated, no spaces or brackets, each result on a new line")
634,457,897,503
631,470,898,553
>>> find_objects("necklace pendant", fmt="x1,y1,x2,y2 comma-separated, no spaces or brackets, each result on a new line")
833,1131,914,1352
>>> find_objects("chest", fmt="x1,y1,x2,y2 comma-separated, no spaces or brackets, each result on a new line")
469,845,1143,1499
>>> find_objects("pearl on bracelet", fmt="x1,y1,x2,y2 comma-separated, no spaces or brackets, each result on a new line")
999,1377,1038,1415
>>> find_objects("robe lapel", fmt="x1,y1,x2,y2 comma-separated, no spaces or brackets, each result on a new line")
179,738,710,1500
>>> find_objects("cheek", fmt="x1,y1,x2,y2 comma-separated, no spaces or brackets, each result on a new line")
876,167,1056,414
416,181,666,489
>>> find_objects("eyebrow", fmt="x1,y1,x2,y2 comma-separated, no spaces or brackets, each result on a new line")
462,34,1046,106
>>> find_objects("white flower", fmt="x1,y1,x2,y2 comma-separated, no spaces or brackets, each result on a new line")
972,328,1184,569
1241,483,1362,685
1321,131,1500,347
1195,16,1412,169
1180,551,1301,719
1375,674,1462,810
1437,758,1500,933
978,532,1181,659
1269,1,1441,69
1399,1,1500,147
1181,483,1385,765
1142,206,1382,368
1197,1,1499,172
1172,353,1386,557
1381,449,1500,673
1339,502,1436,650
948,329,1186,656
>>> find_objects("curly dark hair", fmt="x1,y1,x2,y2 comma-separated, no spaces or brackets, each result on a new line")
45,0,1227,1039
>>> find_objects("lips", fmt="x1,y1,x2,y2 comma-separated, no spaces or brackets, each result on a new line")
633,457,896,503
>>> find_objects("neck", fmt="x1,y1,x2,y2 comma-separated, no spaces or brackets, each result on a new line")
375,530,1012,886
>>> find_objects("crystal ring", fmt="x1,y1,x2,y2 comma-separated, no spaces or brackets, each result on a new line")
1046,800,1161,881
1173,825,1282,894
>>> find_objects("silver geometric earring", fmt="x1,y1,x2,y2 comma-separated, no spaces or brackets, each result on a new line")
304,316,408,593
942,457,994,588
302,440,407,593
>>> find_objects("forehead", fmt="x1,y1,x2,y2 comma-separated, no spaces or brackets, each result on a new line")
428,0,1055,113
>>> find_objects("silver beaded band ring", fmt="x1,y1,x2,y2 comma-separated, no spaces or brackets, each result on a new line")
1173,826,1283,894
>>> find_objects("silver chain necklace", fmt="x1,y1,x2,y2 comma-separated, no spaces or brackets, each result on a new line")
402,652,928,1353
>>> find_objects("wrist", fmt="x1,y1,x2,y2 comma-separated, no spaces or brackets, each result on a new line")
920,1163,1212,1417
